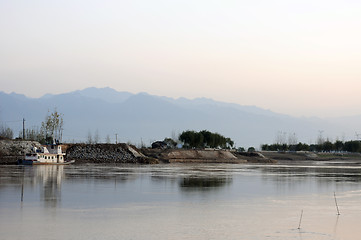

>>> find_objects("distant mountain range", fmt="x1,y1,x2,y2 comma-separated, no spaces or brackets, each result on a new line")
1,87,360,148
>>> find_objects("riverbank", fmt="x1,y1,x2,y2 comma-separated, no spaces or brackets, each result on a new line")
2,139,361,165
0,140,273,164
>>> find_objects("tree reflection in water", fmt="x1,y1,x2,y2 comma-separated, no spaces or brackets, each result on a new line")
179,177,232,191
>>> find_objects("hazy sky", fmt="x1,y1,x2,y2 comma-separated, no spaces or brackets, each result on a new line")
1,0,361,117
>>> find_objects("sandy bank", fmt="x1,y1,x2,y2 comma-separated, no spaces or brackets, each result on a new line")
141,148,275,163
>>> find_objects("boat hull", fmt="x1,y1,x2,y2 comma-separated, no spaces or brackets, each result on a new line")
18,159,75,165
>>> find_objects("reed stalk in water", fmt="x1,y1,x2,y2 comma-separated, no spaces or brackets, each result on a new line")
298,210,303,229
334,192,340,215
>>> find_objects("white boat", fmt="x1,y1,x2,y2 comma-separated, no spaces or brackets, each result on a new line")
18,144,74,165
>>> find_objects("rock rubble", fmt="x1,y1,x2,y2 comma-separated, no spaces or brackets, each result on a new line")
0,140,42,164
66,143,158,164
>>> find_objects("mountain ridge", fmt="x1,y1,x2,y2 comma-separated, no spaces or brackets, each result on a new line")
0,87,359,147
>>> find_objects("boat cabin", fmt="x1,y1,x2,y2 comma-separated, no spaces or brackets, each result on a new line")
24,145,65,164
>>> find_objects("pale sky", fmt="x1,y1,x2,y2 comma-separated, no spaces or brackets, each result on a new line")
1,0,361,117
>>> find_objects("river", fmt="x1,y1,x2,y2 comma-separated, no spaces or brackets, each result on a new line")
1,161,361,240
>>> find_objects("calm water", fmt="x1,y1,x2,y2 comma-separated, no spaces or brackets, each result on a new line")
1,161,361,240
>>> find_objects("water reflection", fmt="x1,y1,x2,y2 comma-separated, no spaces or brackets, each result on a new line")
179,177,232,191
2,162,361,207
2,162,361,240
0,165,65,207
65,165,138,182
32,166,63,207
36,166,64,207
257,163,361,183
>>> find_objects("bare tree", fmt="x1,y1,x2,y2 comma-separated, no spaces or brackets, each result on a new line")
94,129,100,144
41,109,64,143
171,130,179,144
275,131,287,145
0,125,13,139
105,135,111,144
288,132,298,145
23,126,42,141
317,130,325,145
87,130,93,144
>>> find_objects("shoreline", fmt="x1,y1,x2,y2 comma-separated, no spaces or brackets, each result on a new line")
2,139,361,165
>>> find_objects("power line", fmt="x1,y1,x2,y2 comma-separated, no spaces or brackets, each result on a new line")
0,120,23,123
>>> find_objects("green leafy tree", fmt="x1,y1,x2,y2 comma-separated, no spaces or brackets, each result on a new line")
247,147,255,152
238,147,246,152
164,138,177,148
344,141,361,153
334,140,344,152
322,141,334,152
179,130,233,149
295,142,310,151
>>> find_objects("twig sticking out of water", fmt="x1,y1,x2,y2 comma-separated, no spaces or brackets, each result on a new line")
334,192,340,215
298,210,303,229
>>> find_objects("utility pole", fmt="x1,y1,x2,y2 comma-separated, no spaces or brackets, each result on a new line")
22,118,25,140
115,133,118,144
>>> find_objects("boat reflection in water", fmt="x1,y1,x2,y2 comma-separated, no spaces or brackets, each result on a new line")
20,165,64,207
37,165,64,207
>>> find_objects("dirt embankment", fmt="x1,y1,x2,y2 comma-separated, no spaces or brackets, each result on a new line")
141,148,275,163
162,149,245,163
260,151,318,161
233,152,277,163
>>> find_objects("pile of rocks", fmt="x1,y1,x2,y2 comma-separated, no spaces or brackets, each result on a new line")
0,140,42,164
66,143,158,164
